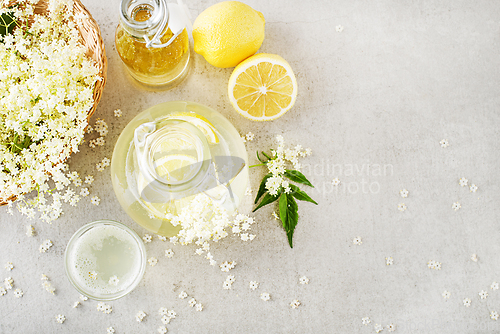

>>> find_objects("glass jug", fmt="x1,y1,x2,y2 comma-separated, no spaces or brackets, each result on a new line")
115,0,191,88
111,101,249,237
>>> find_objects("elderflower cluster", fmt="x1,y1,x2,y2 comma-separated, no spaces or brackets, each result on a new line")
167,194,257,247
0,0,100,207
265,136,311,196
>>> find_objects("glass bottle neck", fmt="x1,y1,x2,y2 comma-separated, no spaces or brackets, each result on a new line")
119,0,167,39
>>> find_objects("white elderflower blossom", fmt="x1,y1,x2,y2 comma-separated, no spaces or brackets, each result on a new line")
108,276,119,286
79,294,88,301
470,184,478,193
188,298,196,307
374,324,383,333
332,178,340,186
223,281,232,290
39,239,53,253
165,249,174,258
195,303,203,311
0,287,6,296
452,202,461,211
107,327,115,333
114,109,122,117
245,132,255,141
161,315,170,325
158,235,167,241
179,291,188,299
353,237,362,245
249,281,259,290
84,175,94,185
290,300,301,308
471,254,478,262
299,276,309,285
440,139,449,148
89,271,98,280
158,307,168,316
463,298,471,307
491,282,499,290
148,257,158,266
491,311,499,321
136,311,146,322
362,317,371,325
73,301,80,308
90,196,100,205
143,234,152,243
387,324,396,332
157,326,167,334
459,177,468,187
56,314,66,324
80,188,89,197
166,310,176,318
386,257,394,266
442,290,450,299
26,225,35,237
260,292,270,301
398,203,407,211
479,290,488,299
335,25,344,32
13,289,23,298
5,262,13,271
400,189,409,198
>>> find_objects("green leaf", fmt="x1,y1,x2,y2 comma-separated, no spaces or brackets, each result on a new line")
254,173,272,204
279,193,299,248
289,184,318,205
0,12,16,38
253,192,279,212
284,170,314,187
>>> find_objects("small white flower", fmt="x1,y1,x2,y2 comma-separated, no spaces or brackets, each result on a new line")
84,175,94,185
102,157,111,167
0,287,6,296
400,189,409,198
26,225,35,237
5,262,13,271
79,294,88,301
470,184,478,193
386,257,394,266
13,289,23,298
226,275,235,283
362,317,371,325
91,196,100,206
374,323,383,333
157,326,168,334
223,281,232,290
56,314,66,324
463,298,471,307
452,202,461,211
471,254,478,262
114,109,122,117
96,163,105,172
73,301,80,308
166,310,176,318
4,277,13,290
491,311,499,321
491,282,499,290
299,276,309,285
290,299,300,308
148,257,158,266
479,290,488,299
108,276,119,286
107,327,115,334
97,302,106,311
195,303,203,311
89,271,98,279
245,132,255,141
136,311,146,322
188,298,196,307
440,139,449,148
103,305,113,314
459,177,468,187
220,261,232,272
80,188,90,197
245,187,252,196
398,203,407,211
249,281,259,290
260,292,270,301
159,307,168,316
143,234,152,243
165,249,174,258
335,25,344,32
442,290,450,299
161,315,171,325
272,212,279,220
195,248,204,255
179,291,188,299
331,178,340,186
158,235,167,241
353,237,362,245
387,323,396,332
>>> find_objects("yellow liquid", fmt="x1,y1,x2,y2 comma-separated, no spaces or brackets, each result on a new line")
115,16,190,87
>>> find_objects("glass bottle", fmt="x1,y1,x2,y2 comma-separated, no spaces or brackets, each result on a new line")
110,101,249,237
115,0,191,88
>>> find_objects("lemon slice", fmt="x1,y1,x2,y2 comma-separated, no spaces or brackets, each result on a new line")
154,154,198,182
166,112,219,144
228,53,298,121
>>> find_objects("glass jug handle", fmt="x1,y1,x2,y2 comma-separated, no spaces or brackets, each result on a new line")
200,161,245,212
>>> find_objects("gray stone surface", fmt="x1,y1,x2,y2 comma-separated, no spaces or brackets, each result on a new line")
1,0,500,333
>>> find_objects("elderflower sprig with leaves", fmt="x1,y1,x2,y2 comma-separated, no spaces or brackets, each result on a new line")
252,135,317,248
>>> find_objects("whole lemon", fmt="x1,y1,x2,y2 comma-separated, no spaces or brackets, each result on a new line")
193,1,265,68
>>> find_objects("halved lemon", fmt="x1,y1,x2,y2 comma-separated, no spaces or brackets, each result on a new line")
228,53,298,121
166,112,219,144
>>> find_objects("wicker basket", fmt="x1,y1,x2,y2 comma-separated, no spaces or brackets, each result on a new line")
0,0,107,205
